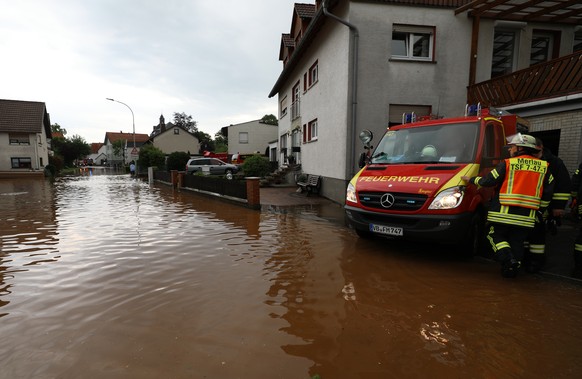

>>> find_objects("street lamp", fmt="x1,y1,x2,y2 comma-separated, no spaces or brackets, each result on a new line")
106,98,136,169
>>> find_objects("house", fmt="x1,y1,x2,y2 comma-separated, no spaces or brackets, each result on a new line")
270,0,582,203
104,131,150,167
87,143,107,165
224,119,278,157
148,114,200,156
0,99,52,177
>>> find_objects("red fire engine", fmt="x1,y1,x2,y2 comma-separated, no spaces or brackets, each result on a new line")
344,105,529,256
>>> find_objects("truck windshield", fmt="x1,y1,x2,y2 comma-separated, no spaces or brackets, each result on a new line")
370,122,479,164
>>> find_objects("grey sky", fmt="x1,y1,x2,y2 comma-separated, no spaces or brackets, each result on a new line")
0,0,297,143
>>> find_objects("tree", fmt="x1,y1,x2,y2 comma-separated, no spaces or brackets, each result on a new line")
214,130,228,153
173,112,198,134
195,131,215,153
138,144,165,170
51,123,67,137
260,114,278,126
112,140,125,160
52,134,91,166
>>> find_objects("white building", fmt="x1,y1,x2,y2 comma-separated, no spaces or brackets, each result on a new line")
226,119,278,157
270,0,582,203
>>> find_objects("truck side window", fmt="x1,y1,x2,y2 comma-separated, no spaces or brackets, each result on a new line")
482,122,503,168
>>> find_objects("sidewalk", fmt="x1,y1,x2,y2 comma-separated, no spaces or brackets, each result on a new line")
260,185,581,282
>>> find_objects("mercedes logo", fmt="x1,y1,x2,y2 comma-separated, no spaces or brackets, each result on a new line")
380,193,395,208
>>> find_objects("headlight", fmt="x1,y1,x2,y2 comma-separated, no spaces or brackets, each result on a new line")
428,186,464,209
346,182,357,203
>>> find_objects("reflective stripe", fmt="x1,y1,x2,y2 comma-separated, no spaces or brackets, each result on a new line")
529,244,545,255
499,157,548,210
552,192,570,201
575,243,582,253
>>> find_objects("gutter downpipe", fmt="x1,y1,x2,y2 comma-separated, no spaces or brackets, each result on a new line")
323,0,359,179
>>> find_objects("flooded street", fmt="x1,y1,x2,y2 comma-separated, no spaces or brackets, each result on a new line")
1,175,582,379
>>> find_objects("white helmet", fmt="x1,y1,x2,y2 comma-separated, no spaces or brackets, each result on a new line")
421,145,437,158
506,133,539,150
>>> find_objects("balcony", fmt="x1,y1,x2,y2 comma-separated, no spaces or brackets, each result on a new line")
467,51,582,108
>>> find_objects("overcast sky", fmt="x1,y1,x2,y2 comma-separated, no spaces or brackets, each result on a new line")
1,0,299,144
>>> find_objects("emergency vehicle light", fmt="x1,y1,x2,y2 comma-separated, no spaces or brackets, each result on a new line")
465,103,481,117
402,112,416,124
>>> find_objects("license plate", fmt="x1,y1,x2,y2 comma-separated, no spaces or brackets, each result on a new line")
369,224,403,236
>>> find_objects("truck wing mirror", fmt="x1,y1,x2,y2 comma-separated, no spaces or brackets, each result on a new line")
358,152,368,168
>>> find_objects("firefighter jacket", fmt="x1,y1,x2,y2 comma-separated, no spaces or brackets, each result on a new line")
541,148,571,211
469,153,554,228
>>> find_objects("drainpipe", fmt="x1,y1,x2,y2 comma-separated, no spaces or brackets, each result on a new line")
323,0,359,179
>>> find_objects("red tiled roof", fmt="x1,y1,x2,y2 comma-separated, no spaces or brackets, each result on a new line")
0,98,49,133
91,142,103,154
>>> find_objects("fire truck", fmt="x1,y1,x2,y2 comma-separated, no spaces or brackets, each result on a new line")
344,105,529,256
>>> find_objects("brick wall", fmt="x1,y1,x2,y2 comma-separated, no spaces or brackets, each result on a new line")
529,109,582,176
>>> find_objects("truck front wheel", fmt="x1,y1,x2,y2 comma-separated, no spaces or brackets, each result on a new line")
459,213,484,259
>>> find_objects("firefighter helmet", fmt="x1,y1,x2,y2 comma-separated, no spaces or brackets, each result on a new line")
506,133,539,150
421,145,438,158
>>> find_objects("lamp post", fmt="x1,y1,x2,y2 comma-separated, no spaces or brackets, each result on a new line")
106,98,136,171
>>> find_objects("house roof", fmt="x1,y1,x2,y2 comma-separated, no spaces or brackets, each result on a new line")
90,142,104,154
0,98,51,135
104,132,150,147
295,3,317,18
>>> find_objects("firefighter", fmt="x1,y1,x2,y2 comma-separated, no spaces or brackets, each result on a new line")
462,134,554,278
523,138,572,273
571,162,582,278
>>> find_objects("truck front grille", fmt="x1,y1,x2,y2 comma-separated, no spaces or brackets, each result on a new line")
358,192,427,211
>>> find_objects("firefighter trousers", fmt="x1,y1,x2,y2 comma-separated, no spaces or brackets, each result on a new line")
487,223,530,264
573,225,582,278
524,218,546,272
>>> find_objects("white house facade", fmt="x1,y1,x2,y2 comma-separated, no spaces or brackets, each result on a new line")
227,120,278,156
270,0,582,204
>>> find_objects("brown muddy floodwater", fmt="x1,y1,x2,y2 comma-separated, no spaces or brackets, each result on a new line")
1,175,582,379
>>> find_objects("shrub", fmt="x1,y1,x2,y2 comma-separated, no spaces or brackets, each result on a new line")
242,155,271,178
139,145,165,169
166,151,190,171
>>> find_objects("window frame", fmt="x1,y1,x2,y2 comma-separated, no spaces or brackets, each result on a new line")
391,25,435,62
280,96,288,118
308,60,318,88
303,118,318,143
11,157,32,169
239,131,249,144
9,133,30,145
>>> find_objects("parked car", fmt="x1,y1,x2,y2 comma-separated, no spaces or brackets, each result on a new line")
185,158,239,176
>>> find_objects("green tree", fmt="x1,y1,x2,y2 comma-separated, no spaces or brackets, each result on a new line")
139,144,165,169
51,123,67,137
112,140,125,161
195,131,215,153
214,130,227,152
51,134,91,166
260,114,278,125
166,151,190,171
242,155,271,177
173,112,198,134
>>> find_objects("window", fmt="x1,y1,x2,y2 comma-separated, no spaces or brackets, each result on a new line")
575,29,582,52
530,31,559,66
11,157,32,169
492,30,517,78
174,128,179,135
280,96,288,118
291,81,301,120
308,60,318,87
239,132,248,144
391,25,434,61
304,119,318,142
9,133,30,145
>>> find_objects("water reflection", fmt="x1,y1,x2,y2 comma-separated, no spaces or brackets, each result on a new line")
0,175,581,378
